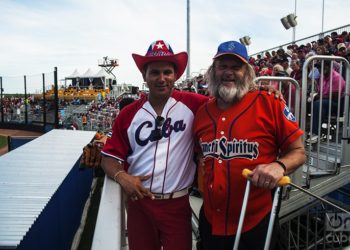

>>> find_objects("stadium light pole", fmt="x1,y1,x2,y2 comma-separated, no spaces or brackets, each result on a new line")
186,0,190,80
293,0,297,43
321,0,325,35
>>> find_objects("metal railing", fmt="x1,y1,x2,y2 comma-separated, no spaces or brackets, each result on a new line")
301,55,350,184
91,176,127,250
281,200,350,249
255,76,303,187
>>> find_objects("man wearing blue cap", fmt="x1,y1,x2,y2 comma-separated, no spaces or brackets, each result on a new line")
193,41,306,250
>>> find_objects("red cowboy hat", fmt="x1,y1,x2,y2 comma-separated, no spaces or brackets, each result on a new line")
132,40,188,80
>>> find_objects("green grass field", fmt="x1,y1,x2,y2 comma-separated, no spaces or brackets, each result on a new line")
0,136,7,148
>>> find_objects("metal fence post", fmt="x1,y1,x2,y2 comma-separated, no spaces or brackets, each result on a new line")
0,76,3,123
42,73,47,129
54,67,59,128
24,75,28,124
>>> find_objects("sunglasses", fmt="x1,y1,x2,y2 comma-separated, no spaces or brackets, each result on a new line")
153,116,165,141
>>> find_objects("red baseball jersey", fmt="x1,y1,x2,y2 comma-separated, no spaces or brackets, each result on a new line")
193,90,303,236
102,90,208,194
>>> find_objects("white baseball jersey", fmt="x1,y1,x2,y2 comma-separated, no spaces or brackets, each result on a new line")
102,90,208,193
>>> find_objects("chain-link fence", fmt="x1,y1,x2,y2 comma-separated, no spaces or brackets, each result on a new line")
0,68,59,131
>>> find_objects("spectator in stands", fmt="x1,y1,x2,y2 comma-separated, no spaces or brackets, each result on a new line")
340,31,349,43
291,52,298,61
276,48,285,59
296,48,306,68
309,60,346,143
331,31,339,41
272,64,296,113
317,38,325,47
305,52,320,93
305,43,312,53
183,80,197,92
337,43,347,58
281,57,293,76
264,51,272,60
290,60,302,83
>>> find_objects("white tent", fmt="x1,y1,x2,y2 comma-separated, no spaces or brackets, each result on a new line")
66,69,81,79
95,68,113,78
64,68,116,89
82,68,96,78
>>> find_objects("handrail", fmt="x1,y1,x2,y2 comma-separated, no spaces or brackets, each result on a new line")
301,55,350,184
255,76,302,187
92,175,126,250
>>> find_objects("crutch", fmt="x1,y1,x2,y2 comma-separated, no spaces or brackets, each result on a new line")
236,169,350,250
242,169,350,215
233,169,289,250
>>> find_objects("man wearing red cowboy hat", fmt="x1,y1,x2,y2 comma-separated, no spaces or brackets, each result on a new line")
101,40,208,250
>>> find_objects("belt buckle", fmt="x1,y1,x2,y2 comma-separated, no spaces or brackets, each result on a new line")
153,194,164,200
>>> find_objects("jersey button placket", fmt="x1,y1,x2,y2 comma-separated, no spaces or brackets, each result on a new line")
219,116,226,136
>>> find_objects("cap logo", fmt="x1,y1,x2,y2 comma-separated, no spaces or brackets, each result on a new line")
146,40,173,57
228,42,236,51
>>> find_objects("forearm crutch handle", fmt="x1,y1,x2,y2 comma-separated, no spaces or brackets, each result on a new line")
242,168,291,186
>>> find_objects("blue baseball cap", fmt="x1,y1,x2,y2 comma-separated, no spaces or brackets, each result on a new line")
213,41,248,64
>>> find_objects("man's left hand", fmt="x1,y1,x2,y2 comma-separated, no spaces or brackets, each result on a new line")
248,163,285,189
259,85,285,101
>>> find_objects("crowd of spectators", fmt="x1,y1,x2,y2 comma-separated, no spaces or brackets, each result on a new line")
249,31,349,80
181,31,349,99
1,96,50,122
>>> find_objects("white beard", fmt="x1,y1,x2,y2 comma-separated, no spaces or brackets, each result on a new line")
218,84,238,103
217,80,249,103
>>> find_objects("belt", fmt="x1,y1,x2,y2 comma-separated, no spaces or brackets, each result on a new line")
152,188,189,200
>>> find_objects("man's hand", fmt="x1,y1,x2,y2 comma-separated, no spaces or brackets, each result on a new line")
259,85,285,101
117,172,154,201
248,162,285,189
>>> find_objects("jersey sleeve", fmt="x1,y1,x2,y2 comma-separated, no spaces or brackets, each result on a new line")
172,90,209,114
101,107,133,163
273,98,304,151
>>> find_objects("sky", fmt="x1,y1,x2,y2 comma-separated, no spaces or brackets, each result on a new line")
0,0,348,91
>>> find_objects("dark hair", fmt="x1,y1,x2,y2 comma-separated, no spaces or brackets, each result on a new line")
275,71,289,77
317,39,324,45
331,31,338,37
119,97,135,110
